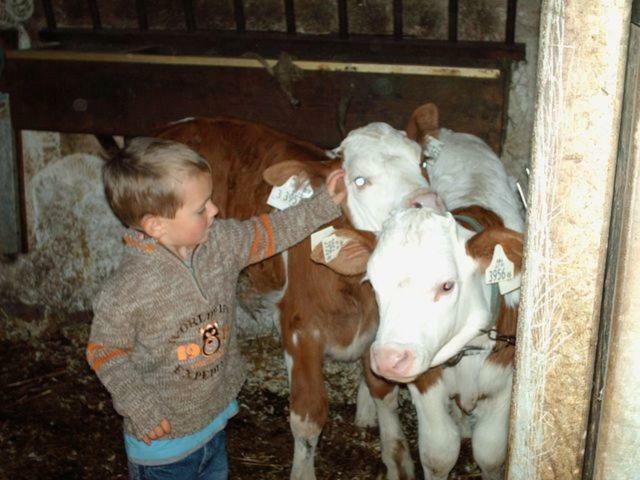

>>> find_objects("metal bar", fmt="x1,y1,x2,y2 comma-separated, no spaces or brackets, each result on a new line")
183,0,197,31
393,0,403,39
35,29,526,63
234,0,246,33
87,0,102,30
338,0,348,39
448,0,458,42
41,0,57,30
135,0,148,31
284,0,296,34
506,0,517,44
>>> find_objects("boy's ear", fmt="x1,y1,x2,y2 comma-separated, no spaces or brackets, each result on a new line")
465,227,524,274
140,214,165,240
405,103,440,142
310,229,375,276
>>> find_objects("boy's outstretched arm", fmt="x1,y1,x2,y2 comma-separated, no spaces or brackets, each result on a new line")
217,170,346,270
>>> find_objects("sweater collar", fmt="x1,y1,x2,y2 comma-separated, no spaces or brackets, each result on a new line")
123,229,157,254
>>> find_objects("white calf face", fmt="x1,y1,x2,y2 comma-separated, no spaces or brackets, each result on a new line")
367,208,490,383
335,123,429,232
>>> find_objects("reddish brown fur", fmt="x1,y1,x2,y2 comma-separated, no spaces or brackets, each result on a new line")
453,205,523,368
156,118,383,431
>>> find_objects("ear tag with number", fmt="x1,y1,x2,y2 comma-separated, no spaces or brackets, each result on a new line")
425,135,444,161
267,176,314,210
485,244,514,285
321,234,349,263
310,226,336,251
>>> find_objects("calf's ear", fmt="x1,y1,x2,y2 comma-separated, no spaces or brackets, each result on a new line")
405,103,440,142
310,229,375,276
263,160,311,187
465,227,524,274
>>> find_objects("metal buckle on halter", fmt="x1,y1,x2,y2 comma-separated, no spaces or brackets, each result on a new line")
481,328,516,346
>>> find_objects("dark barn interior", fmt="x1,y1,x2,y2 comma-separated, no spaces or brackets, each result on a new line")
0,1,532,479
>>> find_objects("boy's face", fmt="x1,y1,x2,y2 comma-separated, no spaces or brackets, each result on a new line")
157,172,218,258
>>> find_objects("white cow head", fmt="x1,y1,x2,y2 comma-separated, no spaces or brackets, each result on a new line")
367,207,523,383
330,122,430,233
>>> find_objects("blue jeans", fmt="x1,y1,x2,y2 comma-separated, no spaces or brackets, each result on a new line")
128,429,228,480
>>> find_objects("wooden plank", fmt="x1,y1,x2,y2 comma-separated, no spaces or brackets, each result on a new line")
36,29,526,65
0,93,23,254
4,56,506,152
7,51,501,78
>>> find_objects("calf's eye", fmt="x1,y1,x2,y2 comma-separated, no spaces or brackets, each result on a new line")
441,281,454,292
354,176,368,188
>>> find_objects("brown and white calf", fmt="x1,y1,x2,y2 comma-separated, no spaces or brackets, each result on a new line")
363,105,525,480
155,117,429,479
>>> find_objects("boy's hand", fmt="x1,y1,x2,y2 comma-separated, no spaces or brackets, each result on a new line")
326,169,347,205
142,418,171,445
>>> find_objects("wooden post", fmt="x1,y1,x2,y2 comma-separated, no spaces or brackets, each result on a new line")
507,1,633,478
591,11,640,478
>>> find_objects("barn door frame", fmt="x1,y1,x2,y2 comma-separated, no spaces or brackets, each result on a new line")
507,1,633,478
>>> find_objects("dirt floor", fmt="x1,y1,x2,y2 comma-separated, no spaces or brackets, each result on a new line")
0,310,482,480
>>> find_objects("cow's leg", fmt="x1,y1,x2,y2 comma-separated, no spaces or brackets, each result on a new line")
408,381,460,480
355,376,377,428
363,356,415,480
471,386,510,480
284,329,327,480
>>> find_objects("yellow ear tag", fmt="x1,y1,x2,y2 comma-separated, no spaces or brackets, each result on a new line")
485,244,514,285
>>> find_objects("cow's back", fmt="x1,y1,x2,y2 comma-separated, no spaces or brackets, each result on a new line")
427,128,525,232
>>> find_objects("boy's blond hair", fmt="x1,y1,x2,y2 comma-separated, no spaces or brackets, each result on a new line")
104,137,211,228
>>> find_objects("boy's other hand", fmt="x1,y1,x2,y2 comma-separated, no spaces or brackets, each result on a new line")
142,418,172,445
326,169,347,205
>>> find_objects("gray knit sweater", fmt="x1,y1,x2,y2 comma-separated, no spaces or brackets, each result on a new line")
87,188,341,439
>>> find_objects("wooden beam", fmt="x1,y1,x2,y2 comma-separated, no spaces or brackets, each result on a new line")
3,55,507,152
507,1,633,478
36,29,526,65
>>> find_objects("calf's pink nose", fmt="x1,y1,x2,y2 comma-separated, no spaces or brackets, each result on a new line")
371,344,415,377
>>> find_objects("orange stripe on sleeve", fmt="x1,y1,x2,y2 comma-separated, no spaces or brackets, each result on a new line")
248,221,263,263
89,348,129,373
260,214,275,258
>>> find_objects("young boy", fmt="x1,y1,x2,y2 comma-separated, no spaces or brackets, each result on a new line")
87,137,344,479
